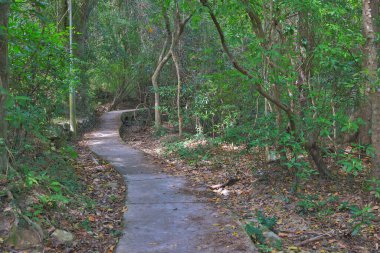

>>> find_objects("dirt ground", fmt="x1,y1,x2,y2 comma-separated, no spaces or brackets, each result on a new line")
0,141,126,253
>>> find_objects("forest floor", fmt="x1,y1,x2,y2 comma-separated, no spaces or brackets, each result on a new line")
120,126,380,253
58,142,126,252
0,129,126,252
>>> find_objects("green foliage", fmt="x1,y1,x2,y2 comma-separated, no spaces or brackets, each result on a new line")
296,194,375,235
366,178,380,199
338,154,365,176
245,223,265,244
349,204,375,236
337,145,368,176
297,194,339,215
245,211,281,252
256,211,277,231
164,138,213,165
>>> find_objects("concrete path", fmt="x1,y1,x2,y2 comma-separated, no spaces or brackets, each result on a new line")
86,110,256,253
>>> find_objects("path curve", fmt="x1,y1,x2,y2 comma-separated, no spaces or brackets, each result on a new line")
86,110,256,253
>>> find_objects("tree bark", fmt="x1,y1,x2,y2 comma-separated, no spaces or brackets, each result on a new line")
362,0,380,177
372,93,380,178
151,4,172,129
0,2,9,173
152,49,171,128
74,0,98,113
171,3,190,136
172,47,183,136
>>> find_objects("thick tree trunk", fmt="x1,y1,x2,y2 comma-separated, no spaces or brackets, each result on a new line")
362,0,380,177
74,0,98,112
0,3,9,173
372,93,380,178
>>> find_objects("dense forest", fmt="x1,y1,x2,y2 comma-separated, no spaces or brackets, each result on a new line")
0,0,380,252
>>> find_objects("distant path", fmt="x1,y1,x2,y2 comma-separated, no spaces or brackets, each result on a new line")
85,110,256,253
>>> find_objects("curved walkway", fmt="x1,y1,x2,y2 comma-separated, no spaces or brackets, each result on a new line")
86,110,256,253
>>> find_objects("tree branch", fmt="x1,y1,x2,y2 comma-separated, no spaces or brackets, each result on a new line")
200,0,291,115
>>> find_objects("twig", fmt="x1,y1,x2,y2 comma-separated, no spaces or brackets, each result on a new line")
279,229,321,235
295,233,332,247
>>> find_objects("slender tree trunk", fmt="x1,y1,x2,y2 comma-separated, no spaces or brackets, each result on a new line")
68,0,77,136
172,48,183,136
151,3,191,129
152,50,171,128
151,4,172,129
362,0,380,177
0,2,9,173
171,4,185,136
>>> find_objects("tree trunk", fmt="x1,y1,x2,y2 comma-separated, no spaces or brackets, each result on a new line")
152,50,171,128
151,3,191,130
74,0,98,113
362,0,380,177
171,4,185,136
172,47,183,136
305,141,331,178
0,2,9,173
372,93,380,178
151,4,172,129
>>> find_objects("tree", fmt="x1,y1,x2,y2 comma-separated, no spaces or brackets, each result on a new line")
74,0,98,112
200,0,333,177
69,0,77,135
151,1,191,131
0,2,9,172
362,0,380,178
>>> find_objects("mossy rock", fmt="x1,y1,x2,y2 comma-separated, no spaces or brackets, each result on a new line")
6,225,42,250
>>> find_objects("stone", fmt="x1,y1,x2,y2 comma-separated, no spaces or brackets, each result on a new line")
51,229,74,245
263,231,282,248
0,213,15,237
6,226,42,250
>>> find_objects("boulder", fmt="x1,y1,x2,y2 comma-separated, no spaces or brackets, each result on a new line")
263,231,282,248
0,213,14,237
6,226,42,250
51,229,74,246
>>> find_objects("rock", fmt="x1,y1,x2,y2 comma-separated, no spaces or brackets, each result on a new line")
51,229,74,245
0,213,15,237
213,188,230,196
263,231,282,248
220,189,230,196
6,226,42,250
